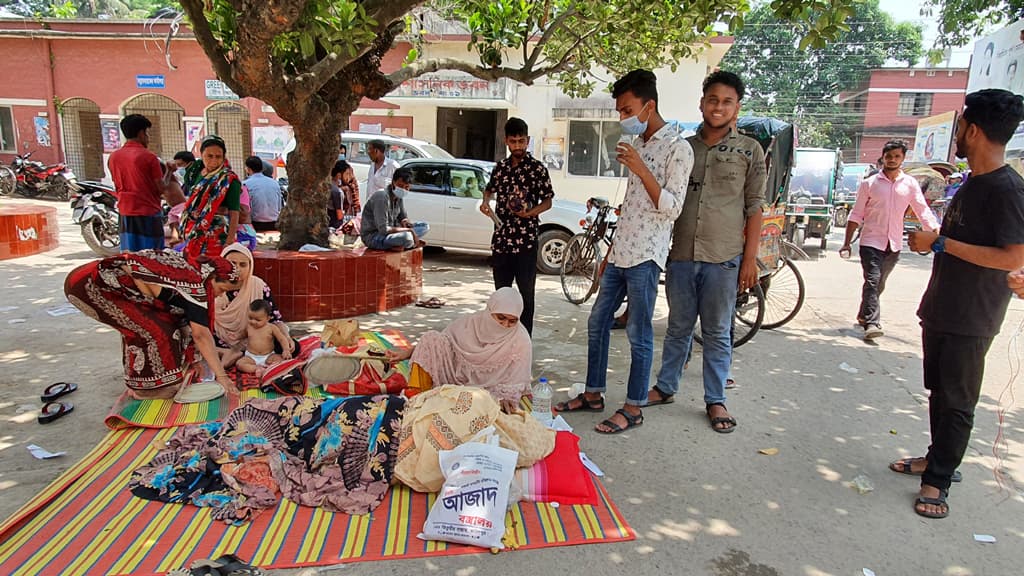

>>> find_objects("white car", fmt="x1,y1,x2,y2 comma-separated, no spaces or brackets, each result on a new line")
400,158,588,274
278,132,454,186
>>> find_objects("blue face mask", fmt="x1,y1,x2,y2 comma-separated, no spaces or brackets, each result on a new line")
620,102,651,135
392,186,408,199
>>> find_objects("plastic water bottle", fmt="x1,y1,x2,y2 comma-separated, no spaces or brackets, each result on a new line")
531,378,552,423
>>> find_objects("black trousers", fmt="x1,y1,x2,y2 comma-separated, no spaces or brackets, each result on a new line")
921,328,993,491
858,245,900,326
492,248,537,336
252,220,278,232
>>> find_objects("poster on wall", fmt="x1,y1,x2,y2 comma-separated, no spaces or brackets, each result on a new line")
33,117,51,147
967,19,1024,95
185,121,205,154
358,123,383,134
252,126,293,157
542,137,565,172
384,127,408,137
911,111,957,163
101,119,121,151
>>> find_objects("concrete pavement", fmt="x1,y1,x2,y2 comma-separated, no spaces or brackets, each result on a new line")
0,197,1021,575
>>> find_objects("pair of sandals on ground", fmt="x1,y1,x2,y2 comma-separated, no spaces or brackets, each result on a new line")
889,456,962,519
554,387,737,435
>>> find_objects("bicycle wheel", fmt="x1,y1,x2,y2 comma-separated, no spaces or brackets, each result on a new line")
560,233,601,304
694,283,765,348
780,239,810,261
760,257,806,329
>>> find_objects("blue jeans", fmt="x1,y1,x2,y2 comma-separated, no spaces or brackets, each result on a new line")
655,256,740,406
367,221,429,250
586,260,661,406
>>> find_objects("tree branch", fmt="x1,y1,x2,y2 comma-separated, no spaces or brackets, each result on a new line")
291,21,404,99
365,0,426,33
386,52,578,89
525,8,577,69
179,0,243,96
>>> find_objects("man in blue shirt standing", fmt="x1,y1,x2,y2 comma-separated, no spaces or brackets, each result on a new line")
243,156,283,231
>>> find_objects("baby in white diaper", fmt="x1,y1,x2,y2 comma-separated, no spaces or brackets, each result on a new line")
235,299,292,374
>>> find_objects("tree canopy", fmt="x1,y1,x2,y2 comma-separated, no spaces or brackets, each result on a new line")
926,0,1024,54
720,0,922,149
1,0,177,18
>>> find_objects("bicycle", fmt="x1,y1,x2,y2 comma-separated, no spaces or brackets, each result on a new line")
692,278,766,348
560,197,617,305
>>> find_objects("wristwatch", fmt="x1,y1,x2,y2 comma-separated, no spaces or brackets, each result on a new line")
931,235,947,254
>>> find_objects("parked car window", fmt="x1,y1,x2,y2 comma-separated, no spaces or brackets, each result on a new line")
345,140,371,164
389,144,423,162
407,164,448,196
451,167,487,199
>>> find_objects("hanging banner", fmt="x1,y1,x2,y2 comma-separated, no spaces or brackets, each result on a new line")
185,121,205,155
33,117,51,147
911,111,957,163
101,120,120,152
967,19,1024,95
542,137,564,172
252,125,293,156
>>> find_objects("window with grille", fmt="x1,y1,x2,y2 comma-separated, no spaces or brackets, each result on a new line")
1,106,16,153
567,120,628,178
897,93,933,117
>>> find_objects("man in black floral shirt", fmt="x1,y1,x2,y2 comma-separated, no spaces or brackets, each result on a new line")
480,117,554,335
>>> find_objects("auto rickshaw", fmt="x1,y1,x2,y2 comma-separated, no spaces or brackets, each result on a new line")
902,161,955,233
785,148,842,250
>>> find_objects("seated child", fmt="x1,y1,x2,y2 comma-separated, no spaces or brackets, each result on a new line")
235,300,292,374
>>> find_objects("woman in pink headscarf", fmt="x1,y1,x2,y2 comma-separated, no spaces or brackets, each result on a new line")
387,287,532,413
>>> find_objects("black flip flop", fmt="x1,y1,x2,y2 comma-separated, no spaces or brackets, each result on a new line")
213,554,264,575
38,401,74,424
595,408,643,435
889,457,962,482
41,381,78,402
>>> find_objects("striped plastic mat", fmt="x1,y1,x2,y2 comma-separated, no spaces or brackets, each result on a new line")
0,428,634,576
104,331,411,430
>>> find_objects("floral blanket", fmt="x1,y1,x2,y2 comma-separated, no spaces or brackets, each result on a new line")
130,395,405,524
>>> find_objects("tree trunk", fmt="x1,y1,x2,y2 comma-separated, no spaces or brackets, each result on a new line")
276,111,349,250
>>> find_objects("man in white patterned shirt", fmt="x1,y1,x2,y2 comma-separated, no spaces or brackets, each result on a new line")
555,69,694,434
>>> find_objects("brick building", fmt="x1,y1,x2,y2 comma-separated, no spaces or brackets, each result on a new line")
839,68,969,163
0,18,410,180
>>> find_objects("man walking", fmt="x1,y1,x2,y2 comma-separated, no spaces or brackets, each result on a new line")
107,114,182,251
479,117,554,335
900,89,1024,519
646,70,765,434
360,167,429,251
840,140,938,340
243,156,283,231
554,69,692,434
366,140,400,199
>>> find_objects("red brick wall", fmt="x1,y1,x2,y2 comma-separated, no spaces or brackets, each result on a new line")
0,20,413,166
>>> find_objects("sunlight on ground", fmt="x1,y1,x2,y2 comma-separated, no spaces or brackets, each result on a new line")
816,463,842,482
802,567,836,576
943,567,974,576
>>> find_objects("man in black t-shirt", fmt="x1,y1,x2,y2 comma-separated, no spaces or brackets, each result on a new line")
480,117,554,336
902,89,1024,519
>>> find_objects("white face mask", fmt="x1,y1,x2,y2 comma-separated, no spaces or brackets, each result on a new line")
392,186,408,199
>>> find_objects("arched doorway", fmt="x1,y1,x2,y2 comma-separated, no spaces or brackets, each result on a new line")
204,102,251,171
60,97,104,180
121,93,185,161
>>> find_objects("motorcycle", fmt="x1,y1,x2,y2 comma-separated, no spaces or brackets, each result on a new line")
70,180,120,256
8,152,75,200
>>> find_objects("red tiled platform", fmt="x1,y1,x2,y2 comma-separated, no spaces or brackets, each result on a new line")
0,204,59,260
252,248,423,321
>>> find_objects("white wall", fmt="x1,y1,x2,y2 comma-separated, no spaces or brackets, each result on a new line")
371,40,729,204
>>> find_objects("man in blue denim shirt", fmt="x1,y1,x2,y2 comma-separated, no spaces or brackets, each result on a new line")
647,71,766,433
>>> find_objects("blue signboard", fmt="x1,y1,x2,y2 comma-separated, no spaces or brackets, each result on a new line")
136,75,165,89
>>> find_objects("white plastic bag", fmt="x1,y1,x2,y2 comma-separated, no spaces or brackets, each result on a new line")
419,426,519,549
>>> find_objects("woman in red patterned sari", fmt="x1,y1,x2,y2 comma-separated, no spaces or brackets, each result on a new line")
179,135,242,262
64,250,240,399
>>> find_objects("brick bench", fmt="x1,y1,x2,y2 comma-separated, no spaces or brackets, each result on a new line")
252,247,422,321
0,204,59,260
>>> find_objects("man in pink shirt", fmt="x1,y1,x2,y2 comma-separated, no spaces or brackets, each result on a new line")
840,140,939,340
